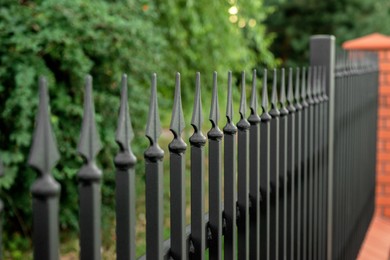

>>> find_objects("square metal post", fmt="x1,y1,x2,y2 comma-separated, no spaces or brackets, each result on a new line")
310,35,335,260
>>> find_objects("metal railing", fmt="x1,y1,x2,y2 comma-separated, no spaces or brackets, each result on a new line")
0,35,379,260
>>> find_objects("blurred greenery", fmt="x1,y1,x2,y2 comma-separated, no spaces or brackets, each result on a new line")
265,0,390,67
0,0,276,258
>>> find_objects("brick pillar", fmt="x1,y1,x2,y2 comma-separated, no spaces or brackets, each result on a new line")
377,51,390,217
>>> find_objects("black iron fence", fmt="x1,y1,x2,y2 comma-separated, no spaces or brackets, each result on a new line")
0,35,379,260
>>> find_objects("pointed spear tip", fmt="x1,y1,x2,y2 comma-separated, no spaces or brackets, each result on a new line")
262,68,269,111
146,73,161,144
280,68,286,103
0,159,3,177
116,73,134,151
122,73,127,82
191,72,203,131
250,69,258,114
271,68,278,105
226,71,233,121
209,71,219,126
78,75,102,160
170,72,185,136
29,77,60,173
287,67,294,103
239,71,246,118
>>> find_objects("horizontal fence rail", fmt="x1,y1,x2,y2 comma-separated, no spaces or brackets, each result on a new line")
0,35,379,260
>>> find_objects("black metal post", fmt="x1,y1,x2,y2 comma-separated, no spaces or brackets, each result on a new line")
294,68,302,260
278,68,289,260
77,75,102,260
223,71,238,260
144,74,165,260
169,73,187,260
207,72,223,260
237,71,251,260
0,157,3,260
300,68,309,260
269,69,280,260
310,35,335,260
28,77,61,260
286,68,296,260
260,69,271,260
189,73,206,260
248,70,260,260
114,74,137,260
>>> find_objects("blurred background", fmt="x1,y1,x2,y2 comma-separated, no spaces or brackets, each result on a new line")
1,0,390,258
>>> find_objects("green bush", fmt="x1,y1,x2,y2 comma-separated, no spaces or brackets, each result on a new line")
265,0,390,67
0,0,275,256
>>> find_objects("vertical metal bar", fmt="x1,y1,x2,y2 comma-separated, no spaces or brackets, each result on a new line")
28,77,60,260
237,71,251,260
207,72,223,260
306,67,315,260
294,68,302,260
115,74,137,260
223,71,237,260
310,36,335,260
145,74,164,260
248,70,260,260
316,67,325,260
189,73,206,260
0,157,3,260
169,73,187,260
260,69,271,260
322,68,329,260
278,68,289,260
312,67,320,260
286,68,296,260
269,69,280,260
300,68,309,260
77,75,102,260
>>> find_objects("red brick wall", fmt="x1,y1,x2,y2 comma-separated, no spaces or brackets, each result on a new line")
376,51,390,218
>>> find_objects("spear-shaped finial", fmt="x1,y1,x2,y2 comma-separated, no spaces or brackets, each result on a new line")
280,68,287,105
312,67,319,103
209,72,220,127
287,68,294,105
239,71,246,119
295,68,300,104
301,67,307,101
322,67,328,100
191,73,203,133
306,67,312,100
271,69,278,109
224,71,238,134
145,73,162,146
279,68,289,116
28,77,60,174
261,69,269,113
208,72,223,140
317,67,324,102
226,71,234,123
270,69,280,117
170,73,186,137
287,68,296,113
250,69,258,116
115,74,134,152
0,158,3,177
77,75,102,163
261,69,272,121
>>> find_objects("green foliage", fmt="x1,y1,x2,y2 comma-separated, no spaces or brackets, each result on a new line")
265,0,390,67
0,0,275,256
